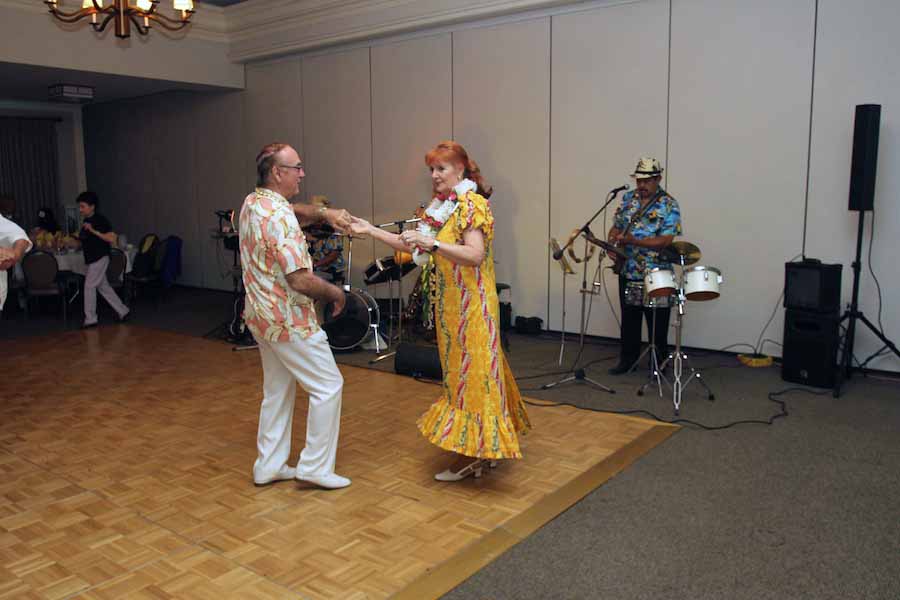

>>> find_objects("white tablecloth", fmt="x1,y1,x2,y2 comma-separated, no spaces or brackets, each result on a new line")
13,248,136,281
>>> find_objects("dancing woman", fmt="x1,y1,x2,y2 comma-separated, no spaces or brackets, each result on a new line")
354,141,531,481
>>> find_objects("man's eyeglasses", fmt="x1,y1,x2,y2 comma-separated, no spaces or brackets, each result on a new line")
277,164,304,172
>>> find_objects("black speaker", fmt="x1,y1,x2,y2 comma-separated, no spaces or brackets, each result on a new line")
784,260,842,313
781,309,840,388
848,104,881,212
394,342,442,380
499,301,512,331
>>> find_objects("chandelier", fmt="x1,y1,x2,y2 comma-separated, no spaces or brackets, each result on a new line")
44,0,195,39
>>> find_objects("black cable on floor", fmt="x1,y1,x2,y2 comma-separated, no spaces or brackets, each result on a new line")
523,386,830,430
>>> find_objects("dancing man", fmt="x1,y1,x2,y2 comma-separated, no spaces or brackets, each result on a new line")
240,142,355,489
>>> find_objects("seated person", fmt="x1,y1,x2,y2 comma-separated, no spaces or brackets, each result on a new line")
304,223,346,284
33,207,60,235
30,207,73,250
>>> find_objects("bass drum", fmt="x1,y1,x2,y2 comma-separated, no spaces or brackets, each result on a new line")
316,288,381,351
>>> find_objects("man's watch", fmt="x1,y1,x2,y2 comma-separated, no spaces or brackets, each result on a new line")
431,240,441,253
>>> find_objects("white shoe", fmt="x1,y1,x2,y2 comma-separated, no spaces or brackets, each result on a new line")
434,460,484,482
296,472,351,489
253,465,297,486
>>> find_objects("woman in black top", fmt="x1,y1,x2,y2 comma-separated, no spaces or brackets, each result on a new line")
75,191,129,328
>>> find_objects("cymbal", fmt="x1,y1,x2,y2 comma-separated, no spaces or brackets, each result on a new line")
661,241,701,265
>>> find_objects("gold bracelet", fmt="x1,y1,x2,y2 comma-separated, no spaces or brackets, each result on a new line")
317,205,327,221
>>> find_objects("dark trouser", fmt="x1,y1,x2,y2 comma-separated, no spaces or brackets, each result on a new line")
617,276,671,367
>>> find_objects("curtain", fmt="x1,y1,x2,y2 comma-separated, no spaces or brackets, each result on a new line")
0,117,60,232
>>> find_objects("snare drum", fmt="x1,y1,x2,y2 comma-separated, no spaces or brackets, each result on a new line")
316,288,381,350
683,266,723,301
624,280,671,308
644,267,677,299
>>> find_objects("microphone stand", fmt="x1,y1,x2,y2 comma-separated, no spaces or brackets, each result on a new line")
552,187,625,261
369,218,419,364
542,186,626,394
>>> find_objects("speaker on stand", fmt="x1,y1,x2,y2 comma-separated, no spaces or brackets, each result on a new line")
833,104,900,396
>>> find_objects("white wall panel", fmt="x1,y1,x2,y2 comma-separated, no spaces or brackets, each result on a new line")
550,0,669,337
668,0,815,353
243,59,304,195
805,0,900,372
302,49,374,287
453,18,551,324
194,91,246,291
370,34,453,299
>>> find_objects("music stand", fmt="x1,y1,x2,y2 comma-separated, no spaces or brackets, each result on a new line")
542,234,614,393
549,238,576,366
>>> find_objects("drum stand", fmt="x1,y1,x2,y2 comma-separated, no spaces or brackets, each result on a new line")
658,273,715,415
542,243,614,394
635,299,670,398
369,221,413,364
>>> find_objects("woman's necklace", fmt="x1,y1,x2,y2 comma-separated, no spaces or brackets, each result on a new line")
410,178,477,266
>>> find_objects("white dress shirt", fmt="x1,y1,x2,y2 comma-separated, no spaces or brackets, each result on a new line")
0,215,32,310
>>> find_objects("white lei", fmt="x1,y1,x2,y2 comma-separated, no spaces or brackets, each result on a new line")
412,178,477,266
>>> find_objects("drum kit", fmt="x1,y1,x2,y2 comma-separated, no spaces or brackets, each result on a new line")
633,240,723,414
315,215,426,355
550,219,724,413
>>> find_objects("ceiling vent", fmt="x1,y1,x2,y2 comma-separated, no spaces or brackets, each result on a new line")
48,84,95,103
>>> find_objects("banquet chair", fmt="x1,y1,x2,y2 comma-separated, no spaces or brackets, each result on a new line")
127,233,161,306
107,248,128,300
21,250,66,325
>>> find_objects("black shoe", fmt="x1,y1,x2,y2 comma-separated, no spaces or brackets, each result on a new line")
81,322,98,329
608,362,633,376
116,310,130,323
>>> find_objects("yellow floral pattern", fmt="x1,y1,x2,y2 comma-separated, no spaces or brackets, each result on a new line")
417,191,531,459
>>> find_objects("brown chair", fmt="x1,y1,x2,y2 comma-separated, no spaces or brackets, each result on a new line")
22,251,66,325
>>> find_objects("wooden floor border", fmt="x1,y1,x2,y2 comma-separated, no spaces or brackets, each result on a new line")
392,423,678,599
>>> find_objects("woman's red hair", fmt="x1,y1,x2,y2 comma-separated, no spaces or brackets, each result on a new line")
425,140,492,198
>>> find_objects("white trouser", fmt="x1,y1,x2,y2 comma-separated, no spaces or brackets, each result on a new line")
254,329,344,481
84,256,128,325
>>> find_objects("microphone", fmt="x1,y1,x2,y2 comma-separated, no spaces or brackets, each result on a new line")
377,217,422,229
610,184,630,194
552,246,565,261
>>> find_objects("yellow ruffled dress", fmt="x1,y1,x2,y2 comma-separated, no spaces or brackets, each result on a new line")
417,191,531,459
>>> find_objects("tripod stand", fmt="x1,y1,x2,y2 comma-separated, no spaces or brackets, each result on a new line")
369,217,421,364
657,253,715,414
542,238,614,393
204,230,257,350
635,296,670,398
834,209,900,397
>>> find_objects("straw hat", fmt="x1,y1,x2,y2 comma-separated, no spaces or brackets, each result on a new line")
630,157,663,179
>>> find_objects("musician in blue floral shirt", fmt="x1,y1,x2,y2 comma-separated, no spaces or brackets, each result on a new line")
606,157,682,375
306,224,346,284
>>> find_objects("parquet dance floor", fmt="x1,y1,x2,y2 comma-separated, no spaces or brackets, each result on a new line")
1,326,676,599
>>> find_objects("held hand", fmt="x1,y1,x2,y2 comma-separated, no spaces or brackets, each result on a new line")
330,286,346,318
399,230,433,250
82,222,95,235
325,208,353,233
348,216,371,237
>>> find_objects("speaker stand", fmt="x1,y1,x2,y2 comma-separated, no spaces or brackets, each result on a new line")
834,210,900,397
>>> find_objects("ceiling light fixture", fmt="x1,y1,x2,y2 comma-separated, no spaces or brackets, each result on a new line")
44,0,195,39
